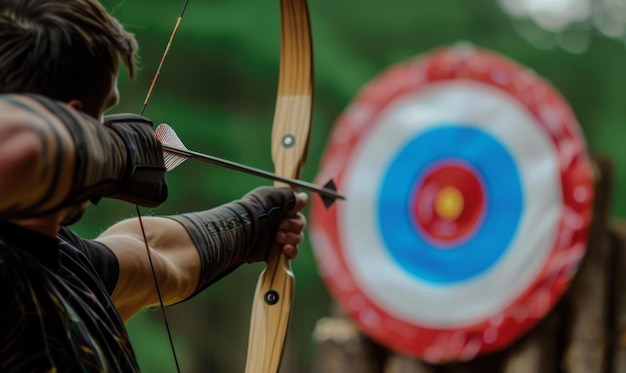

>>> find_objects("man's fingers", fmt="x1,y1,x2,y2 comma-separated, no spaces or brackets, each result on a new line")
277,231,304,245
278,214,306,232
276,192,307,261
281,244,299,260
292,192,308,212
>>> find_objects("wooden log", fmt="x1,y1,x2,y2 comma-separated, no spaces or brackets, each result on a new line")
500,309,561,373
312,315,386,373
439,351,501,373
608,222,626,373
384,354,437,373
562,157,613,373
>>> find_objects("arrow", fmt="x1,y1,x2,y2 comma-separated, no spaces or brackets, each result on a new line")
156,123,344,207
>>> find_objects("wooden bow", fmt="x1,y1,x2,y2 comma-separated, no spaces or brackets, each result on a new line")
244,0,314,371
136,1,313,371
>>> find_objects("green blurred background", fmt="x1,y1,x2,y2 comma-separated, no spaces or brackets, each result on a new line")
73,0,626,371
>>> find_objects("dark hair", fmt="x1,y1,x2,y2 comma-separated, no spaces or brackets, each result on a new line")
0,0,138,110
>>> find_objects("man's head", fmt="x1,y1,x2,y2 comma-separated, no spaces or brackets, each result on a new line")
0,0,138,118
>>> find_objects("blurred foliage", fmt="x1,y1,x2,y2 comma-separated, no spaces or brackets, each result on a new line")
70,0,626,371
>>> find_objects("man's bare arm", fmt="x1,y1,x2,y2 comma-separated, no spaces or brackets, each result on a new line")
97,191,307,323
96,216,201,322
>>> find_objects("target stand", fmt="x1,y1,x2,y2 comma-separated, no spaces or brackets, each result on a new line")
309,44,594,363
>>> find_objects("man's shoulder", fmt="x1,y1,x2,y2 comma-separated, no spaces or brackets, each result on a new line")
58,227,108,257
58,226,83,247
58,226,119,294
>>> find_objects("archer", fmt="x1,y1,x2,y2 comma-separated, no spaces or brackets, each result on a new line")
0,0,308,371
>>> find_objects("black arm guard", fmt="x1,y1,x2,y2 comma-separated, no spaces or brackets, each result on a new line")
166,187,295,299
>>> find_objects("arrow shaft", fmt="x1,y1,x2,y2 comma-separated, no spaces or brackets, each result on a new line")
162,145,344,201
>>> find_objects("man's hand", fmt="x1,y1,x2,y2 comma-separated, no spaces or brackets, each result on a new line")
276,192,308,259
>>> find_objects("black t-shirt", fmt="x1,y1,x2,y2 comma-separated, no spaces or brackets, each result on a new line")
0,221,139,372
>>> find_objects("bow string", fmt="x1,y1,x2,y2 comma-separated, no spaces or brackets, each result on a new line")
134,1,190,372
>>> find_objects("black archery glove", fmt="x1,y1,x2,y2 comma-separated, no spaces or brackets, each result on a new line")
101,114,168,207
240,186,297,262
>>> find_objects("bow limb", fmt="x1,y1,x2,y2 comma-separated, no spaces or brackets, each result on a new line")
244,0,313,372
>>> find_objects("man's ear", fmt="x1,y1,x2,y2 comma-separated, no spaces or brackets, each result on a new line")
67,99,83,111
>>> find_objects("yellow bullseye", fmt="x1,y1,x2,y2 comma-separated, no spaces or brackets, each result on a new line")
434,187,464,221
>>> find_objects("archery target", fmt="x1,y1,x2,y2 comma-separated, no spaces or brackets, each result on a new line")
309,44,593,363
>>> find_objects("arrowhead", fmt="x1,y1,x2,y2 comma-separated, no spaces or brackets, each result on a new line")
321,179,338,209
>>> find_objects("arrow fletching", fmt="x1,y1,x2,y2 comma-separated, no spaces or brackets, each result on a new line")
155,123,188,171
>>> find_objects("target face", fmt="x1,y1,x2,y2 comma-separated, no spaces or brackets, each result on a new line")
309,45,593,363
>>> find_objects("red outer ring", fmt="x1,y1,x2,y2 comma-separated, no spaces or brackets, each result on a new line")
309,45,594,363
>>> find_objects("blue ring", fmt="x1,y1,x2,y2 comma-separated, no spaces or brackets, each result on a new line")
378,125,523,284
